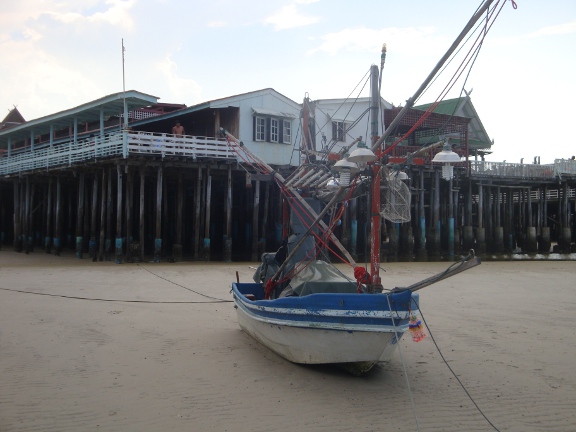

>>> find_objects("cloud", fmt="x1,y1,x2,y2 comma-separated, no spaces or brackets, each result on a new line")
47,0,136,29
527,20,576,38
207,21,227,28
308,26,440,56
264,2,320,31
155,51,203,104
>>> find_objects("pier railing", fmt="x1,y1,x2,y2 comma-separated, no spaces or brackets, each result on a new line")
469,161,554,178
469,160,576,179
0,131,237,176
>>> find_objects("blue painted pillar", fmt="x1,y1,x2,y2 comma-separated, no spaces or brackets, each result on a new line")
115,164,123,264
154,165,163,263
350,198,358,259
448,177,454,260
76,172,85,259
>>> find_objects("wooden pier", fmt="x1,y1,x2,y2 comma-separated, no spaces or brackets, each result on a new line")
1,91,575,262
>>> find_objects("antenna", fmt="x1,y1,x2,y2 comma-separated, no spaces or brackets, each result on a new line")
122,39,128,129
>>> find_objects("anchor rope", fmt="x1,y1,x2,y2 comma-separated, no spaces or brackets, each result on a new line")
419,306,501,431
386,294,422,432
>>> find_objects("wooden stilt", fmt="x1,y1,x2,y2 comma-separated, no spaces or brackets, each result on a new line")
13,179,22,252
115,164,123,264
448,176,454,260
125,167,133,262
139,167,145,262
154,165,163,262
90,175,98,260
105,167,113,261
54,177,61,255
475,181,485,254
162,170,168,258
203,168,211,261
28,180,35,253
174,172,184,262
418,168,427,260
194,166,202,261
224,164,233,262
350,198,358,260
98,169,107,261
24,177,30,254
250,178,260,262
0,188,4,249
261,180,270,255
76,172,85,258
45,178,53,253
83,179,90,254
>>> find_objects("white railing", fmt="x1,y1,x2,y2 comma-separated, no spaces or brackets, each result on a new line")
554,158,576,177
0,131,237,176
127,132,235,159
469,161,556,179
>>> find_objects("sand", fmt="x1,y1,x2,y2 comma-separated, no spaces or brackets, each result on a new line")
0,250,575,432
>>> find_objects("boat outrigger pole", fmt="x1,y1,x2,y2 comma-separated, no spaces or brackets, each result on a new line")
370,0,495,154
220,128,357,271
368,0,495,288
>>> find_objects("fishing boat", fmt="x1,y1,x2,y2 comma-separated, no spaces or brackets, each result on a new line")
226,1,502,374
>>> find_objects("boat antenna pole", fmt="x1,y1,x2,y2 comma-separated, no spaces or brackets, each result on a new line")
370,0,495,153
369,63,383,292
122,38,128,130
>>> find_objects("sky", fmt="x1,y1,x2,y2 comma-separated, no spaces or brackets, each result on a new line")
1,0,575,164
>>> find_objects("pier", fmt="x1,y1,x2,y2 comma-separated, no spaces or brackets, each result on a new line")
1,91,575,263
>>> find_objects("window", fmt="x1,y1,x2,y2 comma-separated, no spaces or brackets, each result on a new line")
270,118,279,143
332,121,346,142
255,117,266,141
253,115,292,144
282,120,291,144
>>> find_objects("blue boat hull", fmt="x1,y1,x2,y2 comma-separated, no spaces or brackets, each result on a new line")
232,282,419,374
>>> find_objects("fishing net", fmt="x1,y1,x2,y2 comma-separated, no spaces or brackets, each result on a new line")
380,173,411,223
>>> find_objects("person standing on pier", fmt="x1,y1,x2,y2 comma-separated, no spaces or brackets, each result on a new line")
172,121,185,137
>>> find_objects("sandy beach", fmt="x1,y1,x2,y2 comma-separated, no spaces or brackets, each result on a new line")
0,250,574,432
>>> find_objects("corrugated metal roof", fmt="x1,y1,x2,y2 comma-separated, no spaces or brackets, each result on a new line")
0,90,158,147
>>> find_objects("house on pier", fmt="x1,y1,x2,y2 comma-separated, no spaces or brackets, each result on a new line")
0,89,301,262
0,88,574,263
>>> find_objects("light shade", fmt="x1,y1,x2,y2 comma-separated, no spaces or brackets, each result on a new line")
332,159,360,174
388,170,408,180
432,142,461,163
348,147,377,164
326,178,340,190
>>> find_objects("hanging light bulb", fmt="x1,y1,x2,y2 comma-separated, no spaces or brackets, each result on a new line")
388,170,408,181
333,158,359,187
347,140,377,170
432,140,461,180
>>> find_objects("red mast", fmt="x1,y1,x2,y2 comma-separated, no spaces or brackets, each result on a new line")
369,63,383,291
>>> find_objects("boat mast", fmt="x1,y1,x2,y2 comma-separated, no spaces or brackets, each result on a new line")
368,0,495,288
369,0,495,153
369,64,382,290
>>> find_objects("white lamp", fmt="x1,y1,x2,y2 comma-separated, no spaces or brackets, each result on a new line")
347,141,377,170
432,141,461,180
333,158,359,187
388,170,408,181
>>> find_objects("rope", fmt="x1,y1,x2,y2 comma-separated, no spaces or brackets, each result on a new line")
419,306,501,431
381,0,505,158
0,286,231,304
386,294,422,432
